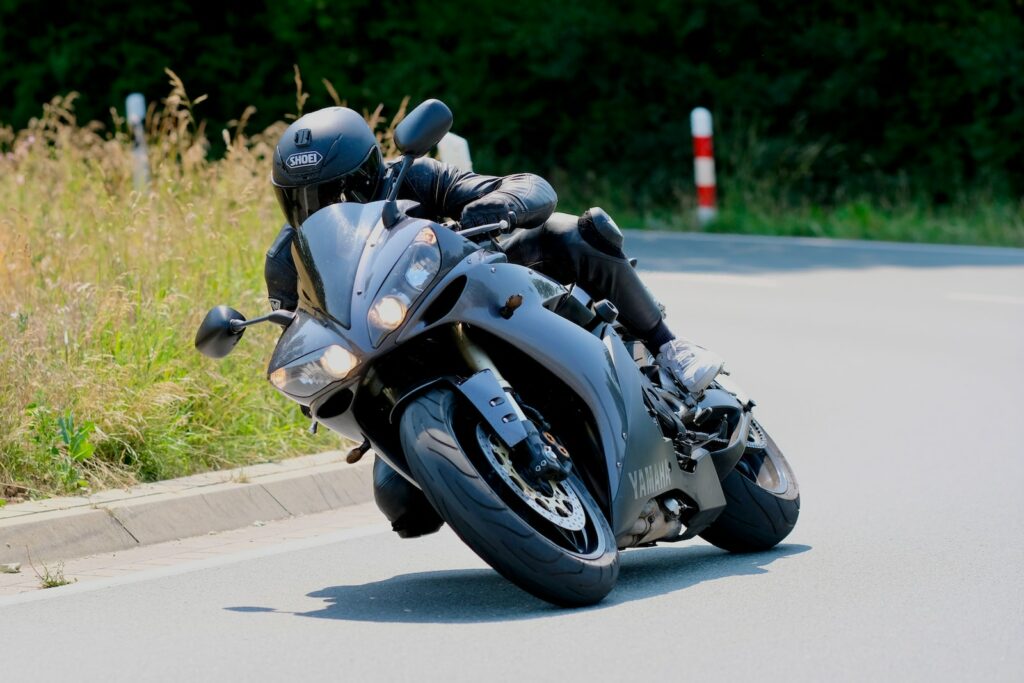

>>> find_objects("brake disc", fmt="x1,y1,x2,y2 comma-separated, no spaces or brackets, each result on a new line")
475,425,586,531
746,419,768,451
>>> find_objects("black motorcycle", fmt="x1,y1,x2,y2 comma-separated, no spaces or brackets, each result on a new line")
195,100,800,606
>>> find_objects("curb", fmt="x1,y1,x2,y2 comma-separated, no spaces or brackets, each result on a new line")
0,451,374,565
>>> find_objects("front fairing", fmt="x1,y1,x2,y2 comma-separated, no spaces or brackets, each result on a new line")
267,200,476,403
291,201,380,329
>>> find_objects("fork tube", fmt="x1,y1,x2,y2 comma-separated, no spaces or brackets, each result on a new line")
452,323,510,388
452,323,527,426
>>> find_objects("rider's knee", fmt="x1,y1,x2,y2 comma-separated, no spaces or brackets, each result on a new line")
373,457,444,539
545,207,627,263
577,207,626,259
264,224,298,312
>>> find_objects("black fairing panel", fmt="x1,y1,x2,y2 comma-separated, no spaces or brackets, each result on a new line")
293,202,378,328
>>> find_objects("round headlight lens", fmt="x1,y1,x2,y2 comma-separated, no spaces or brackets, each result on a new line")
403,242,442,290
320,345,358,379
405,261,433,289
269,367,288,390
370,295,408,330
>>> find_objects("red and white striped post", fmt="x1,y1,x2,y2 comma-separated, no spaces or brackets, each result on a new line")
690,107,717,225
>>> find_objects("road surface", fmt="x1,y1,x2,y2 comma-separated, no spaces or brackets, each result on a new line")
3,233,1022,681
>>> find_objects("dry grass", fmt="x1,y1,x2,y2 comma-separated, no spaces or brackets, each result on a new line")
0,72,403,501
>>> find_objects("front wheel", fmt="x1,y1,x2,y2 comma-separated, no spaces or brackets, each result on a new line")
699,420,800,552
399,388,619,606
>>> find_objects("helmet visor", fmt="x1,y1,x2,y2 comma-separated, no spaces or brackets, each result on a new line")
274,147,383,228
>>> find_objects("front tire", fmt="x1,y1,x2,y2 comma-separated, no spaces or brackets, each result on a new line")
399,388,619,606
699,421,800,552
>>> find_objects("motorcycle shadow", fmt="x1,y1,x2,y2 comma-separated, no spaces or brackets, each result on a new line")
288,542,811,624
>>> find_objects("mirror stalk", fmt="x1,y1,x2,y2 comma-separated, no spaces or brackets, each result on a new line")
386,156,412,202
382,155,414,229
228,309,295,333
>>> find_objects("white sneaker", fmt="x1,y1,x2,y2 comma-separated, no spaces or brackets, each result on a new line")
657,339,724,393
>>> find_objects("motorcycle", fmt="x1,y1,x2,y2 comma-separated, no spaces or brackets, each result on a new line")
195,99,800,606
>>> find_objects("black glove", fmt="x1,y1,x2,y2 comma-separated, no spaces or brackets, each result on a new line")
459,194,517,229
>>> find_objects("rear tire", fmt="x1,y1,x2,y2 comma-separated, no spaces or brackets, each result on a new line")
399,388,619,606
699,421,800,552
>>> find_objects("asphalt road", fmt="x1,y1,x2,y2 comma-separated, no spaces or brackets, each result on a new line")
3,233,1023,682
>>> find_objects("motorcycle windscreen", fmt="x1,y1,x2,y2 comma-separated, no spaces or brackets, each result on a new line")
292,201,383,328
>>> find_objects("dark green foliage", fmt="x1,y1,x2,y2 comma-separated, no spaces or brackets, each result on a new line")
2,0,1022,205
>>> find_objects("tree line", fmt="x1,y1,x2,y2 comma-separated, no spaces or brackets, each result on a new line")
3,0,1021,204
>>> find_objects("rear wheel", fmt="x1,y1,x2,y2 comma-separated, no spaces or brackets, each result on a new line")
699,420,800,552
399,388,619,606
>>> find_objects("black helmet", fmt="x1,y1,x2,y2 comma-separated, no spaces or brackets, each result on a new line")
271,107,385,227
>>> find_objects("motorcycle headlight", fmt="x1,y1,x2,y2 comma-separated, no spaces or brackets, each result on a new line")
269,344,359,397
368,227,441,345
369,294,409,331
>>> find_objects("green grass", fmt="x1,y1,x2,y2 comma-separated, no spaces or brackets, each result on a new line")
668,197,1023,247
557,183,1024,248
34,561,75,589
1,78,1020,503
0,86,341,502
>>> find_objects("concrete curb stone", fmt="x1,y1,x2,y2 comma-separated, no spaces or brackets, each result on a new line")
0,451,375,565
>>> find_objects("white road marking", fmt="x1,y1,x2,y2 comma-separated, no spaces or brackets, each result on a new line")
946,293,1024,305
628,230,1024,258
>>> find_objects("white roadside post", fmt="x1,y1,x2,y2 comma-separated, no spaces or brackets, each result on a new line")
126,93,150,190
437,132,473,172
690,107,717,226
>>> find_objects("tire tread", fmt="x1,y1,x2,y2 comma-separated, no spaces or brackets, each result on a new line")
699,429,800,553
400,389,619,606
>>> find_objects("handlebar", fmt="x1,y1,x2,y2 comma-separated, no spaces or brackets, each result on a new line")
446,219,511,239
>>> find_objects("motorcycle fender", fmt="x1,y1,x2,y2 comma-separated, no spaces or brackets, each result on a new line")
389,370,529,449
711,410,751,481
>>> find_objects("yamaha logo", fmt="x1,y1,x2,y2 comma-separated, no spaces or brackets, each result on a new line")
286,151,322,168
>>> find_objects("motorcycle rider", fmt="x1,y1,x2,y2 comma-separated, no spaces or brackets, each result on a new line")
265,105,724,537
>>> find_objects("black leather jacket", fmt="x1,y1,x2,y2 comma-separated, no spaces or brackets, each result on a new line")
399,158,558,229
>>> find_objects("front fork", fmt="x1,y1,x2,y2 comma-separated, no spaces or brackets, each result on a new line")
452,323,527,423
452,324,571,481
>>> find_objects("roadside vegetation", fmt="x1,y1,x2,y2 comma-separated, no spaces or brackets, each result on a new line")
589,193,1024,248
1,70,1020,502
0,74,364,501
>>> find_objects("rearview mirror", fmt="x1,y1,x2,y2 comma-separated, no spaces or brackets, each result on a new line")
195,305,246,358
394,99,453,157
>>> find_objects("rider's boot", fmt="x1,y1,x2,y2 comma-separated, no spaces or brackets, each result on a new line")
373,457,444,538
656,338,724,394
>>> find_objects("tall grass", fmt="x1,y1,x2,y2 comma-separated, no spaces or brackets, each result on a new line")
0,74,408,501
